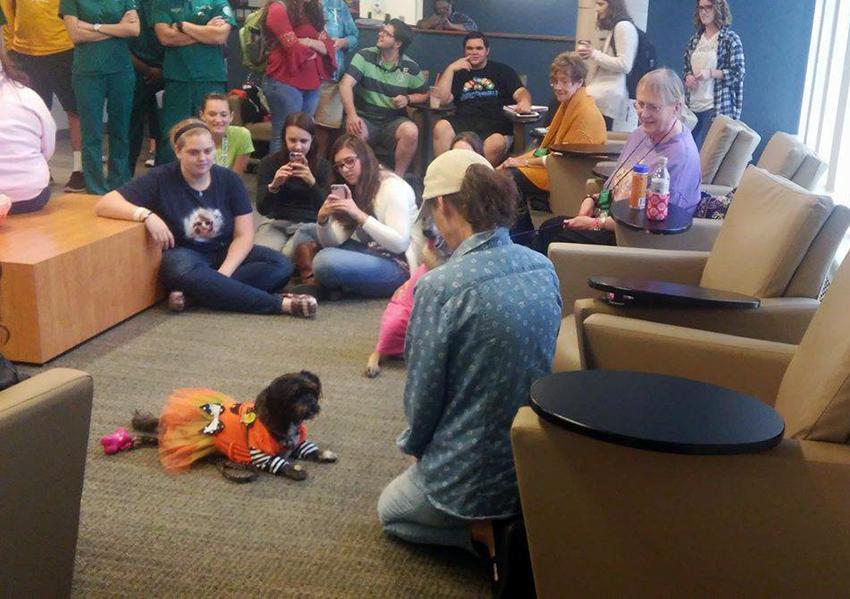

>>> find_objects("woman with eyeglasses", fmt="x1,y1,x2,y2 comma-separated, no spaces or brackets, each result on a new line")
684,0,744,148
533,68,701,254
95,118,317,318
498,52,607,244
576,0,638,130
263,0,337,154
291,134,423,298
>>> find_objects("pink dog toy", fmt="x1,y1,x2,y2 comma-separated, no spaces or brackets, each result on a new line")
100,427,135,455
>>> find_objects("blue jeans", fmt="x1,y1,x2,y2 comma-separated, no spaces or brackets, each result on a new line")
691,109,714,150
377,464,473,551
160,245,293,314
312,240,409,298
263,78,321,153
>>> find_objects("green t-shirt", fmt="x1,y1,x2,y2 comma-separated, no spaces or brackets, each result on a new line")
150,0,235,82
346,48,428,120
59,0,138,75
129,0,164,67
216,126,254,168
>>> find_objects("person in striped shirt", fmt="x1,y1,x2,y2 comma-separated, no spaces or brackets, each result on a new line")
338,19,428,175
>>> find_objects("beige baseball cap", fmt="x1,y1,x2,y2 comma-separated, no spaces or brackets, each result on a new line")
418,149,493,221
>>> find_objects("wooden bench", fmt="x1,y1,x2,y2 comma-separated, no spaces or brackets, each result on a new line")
0,195,162,364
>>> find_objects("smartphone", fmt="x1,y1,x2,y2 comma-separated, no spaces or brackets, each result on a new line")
288,151,305,164
330,184,350,198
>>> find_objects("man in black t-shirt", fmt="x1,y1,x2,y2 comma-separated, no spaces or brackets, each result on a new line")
433,32,532,165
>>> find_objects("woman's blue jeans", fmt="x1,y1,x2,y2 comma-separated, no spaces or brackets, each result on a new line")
313,240,409,298
691,109,714,150
263,78,321,153
160,245,293,314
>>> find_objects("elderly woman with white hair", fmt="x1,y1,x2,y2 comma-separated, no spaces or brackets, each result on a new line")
534,67,701,254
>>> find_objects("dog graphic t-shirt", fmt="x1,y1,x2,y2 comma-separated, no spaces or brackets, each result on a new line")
117,163,253,253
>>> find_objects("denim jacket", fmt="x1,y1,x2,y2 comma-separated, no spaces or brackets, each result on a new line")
398,228,562,519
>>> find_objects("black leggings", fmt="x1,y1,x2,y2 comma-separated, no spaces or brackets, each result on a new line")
509,167,548,246
9,186,51,215
532,215,616,255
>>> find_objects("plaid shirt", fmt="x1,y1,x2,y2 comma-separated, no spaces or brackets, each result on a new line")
684,26,745,119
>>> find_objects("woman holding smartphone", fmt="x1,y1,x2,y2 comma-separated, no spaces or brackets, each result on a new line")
256,112,332,260
292,134,423,298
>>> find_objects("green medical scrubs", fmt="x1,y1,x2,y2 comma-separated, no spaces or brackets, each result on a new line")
151,0,236,163
60,0,138,195
128,0,164,174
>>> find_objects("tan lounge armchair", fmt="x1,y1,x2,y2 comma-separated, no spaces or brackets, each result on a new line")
0,369,93,597
511,248,850,597
549,166,847,372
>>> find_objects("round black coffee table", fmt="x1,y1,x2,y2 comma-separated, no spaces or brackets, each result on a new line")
530,370,784,455
610,199,693,235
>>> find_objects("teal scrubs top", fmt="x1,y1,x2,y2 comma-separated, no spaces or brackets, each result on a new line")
130,0,165,66
59,0,138,75
150,0,236,82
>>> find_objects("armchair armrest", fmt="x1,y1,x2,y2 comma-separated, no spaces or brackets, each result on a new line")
512,407,850,598
573,296,819,345
0,368,93,598
615,218,723,251
580,313,796,404
548,243,707,310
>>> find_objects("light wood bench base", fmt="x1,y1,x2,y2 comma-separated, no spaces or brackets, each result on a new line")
0,195,162,364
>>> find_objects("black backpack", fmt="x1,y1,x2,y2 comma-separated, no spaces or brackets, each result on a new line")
611,20,657,99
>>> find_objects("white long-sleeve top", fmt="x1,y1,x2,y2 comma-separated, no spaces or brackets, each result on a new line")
0,74,56,203
317,173,424,270
585,20,638,122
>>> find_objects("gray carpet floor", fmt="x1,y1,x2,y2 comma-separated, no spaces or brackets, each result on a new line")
28,139,488,596
23,300,489,597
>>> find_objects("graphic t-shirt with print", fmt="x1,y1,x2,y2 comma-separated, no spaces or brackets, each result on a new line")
450,60,523,135
118,162,252,253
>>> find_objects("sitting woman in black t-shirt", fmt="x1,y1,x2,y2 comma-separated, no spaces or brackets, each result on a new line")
95,118,317,318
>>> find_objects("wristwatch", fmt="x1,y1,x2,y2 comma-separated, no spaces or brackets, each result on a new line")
176,21,184,33
93,23,102,32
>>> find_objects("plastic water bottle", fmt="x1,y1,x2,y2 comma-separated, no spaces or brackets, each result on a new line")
646,157,670,221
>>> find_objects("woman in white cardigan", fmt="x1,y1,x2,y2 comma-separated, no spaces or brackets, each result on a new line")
577,0,638,130
302,134,423,298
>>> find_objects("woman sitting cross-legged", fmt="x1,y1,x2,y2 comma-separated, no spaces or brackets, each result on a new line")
534,68,701,255
291,134,423,298
498,51,607,244
255,112,332,266
95,118,317,318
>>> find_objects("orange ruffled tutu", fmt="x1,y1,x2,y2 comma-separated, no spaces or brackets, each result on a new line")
158,388,235,472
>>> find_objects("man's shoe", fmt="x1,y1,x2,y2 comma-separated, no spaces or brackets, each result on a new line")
64,171,86,193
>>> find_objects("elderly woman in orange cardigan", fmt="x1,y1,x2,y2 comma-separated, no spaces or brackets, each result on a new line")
499,52,607,244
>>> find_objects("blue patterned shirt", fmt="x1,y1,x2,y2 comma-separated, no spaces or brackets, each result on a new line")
398,228,562,519
684,26,745,119
322,0,359,81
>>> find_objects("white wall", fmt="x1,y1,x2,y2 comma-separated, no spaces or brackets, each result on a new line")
577,0,649,43
362,0,421,23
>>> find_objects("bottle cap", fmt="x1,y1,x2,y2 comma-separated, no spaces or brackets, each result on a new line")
632,163,649,174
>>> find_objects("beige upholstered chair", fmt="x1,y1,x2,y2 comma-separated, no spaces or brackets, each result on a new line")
549,166,848,372
0,369,93,597
511,251,850,597
699,114,761,195
757,131,828,191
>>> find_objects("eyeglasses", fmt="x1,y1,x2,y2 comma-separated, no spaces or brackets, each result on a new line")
549,78,573,89
697,4,714,13
377,29,396,39
633,100,666,114
333,156,359,171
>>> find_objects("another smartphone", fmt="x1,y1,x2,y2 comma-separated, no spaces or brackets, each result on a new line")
288,151,305,164
330,184,350,198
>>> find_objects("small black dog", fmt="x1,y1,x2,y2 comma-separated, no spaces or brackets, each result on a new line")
134,371,336,481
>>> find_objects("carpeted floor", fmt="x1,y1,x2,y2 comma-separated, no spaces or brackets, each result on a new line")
21,139,490,596
23,299,489,597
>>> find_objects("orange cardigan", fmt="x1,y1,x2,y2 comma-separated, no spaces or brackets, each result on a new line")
518,87,607,191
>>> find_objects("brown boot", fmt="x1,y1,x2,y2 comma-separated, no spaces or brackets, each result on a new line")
293,240,320,284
